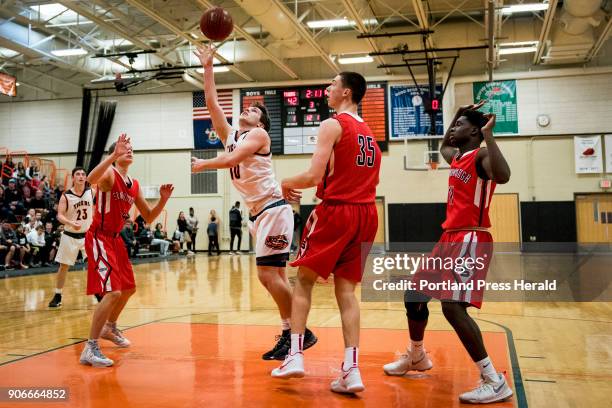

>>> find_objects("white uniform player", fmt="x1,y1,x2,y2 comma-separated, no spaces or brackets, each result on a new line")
225,129,293,264
55,187,94,265
48,167,94,308
192,43,317,362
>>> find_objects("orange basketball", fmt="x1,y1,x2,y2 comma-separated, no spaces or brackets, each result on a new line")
199,7,233,42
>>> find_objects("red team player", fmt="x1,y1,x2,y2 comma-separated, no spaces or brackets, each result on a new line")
384,103,513,404
272,72,381,394
80,134,174,367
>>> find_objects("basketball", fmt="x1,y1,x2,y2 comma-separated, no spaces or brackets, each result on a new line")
199,7,233,41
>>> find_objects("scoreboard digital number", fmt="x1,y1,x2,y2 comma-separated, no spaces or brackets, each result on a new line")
241,82,388,155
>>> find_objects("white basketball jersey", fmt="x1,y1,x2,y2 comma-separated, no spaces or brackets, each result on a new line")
225,129,282,214
63,188,94,233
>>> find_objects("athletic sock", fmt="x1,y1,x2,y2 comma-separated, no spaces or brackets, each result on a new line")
87,339,98,346
343,347,358,370
290,333,303,354
476,356,498,383
281,318,291,332
410,339,424,358
55,288,62,294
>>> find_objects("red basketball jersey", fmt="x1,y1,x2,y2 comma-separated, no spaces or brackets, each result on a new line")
315,112,381,203
442,148,496,230
90,167,140,234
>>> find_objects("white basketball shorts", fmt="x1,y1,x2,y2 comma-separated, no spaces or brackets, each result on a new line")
55,233,86,266
248,200,294,267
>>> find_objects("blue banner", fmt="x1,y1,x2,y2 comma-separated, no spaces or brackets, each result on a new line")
193,119,225,150
390,85,443,139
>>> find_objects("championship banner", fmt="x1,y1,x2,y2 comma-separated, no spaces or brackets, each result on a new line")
574,135,603,174
473,80,518,135
193,90,233,149
0,72,16,97
606,135,612,174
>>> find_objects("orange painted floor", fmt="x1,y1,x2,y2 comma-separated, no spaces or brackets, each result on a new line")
0,323,515,408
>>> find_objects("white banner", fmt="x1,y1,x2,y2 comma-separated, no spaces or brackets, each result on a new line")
606,135,612,174
574,135,603,174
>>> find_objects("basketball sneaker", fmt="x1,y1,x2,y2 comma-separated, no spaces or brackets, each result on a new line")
48,293,62,308
271,351,304,379
383,348,433,376
80,340,113,367
101,322,131,347
331,364,365,394
271,328,318,360
458,373,513,404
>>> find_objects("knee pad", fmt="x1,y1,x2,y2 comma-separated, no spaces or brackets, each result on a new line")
404,290,430,321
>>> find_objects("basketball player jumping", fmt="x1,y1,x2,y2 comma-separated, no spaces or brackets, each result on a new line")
48,167,93,308
272,72,381,394
383,103,513,403
80,134,174,367
192,45,317,360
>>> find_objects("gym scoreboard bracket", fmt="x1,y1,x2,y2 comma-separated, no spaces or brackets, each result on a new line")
240,82,388,155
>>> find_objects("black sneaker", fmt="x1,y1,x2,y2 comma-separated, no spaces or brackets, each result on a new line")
262,329,290,360
272,327,318,361
48,293,62,308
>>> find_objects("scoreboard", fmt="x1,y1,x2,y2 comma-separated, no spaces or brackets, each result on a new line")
241,82,388,155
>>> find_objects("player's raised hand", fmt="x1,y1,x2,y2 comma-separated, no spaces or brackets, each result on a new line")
481,113,496,134
191,157,205,173
193,44,215,69
113,133,131,158
459,100,487,112
282,186,302,203
159,184,174,199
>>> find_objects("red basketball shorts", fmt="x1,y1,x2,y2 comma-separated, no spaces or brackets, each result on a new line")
85,230,135,295
291,201,377,282
412,230,493,308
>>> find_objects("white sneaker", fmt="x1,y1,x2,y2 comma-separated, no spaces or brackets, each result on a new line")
187,251,195,256
459,373,513,404
271,351,304,378
79,341,113,367
331,365,365,394
383,349,432,376
228,251,234,255
101,322,131,348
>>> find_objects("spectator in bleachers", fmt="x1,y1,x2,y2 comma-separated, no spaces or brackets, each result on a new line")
24,213,42,234
44,222,60,262
3,157,15,186
22,185,32,209
2,221,28,269
4,178,25,215
120,219,139,258
26,164,39,180
151,223,172,256
17,176,28,195
12,162,27,179
29,189,47,211
40,176,52,200
44,203,59,228
0,186,8,219
29,174,41,190
27,225,48,267
53,184,64,203
15,225,31,268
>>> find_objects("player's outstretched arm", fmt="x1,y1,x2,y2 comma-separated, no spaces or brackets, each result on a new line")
87,133,129,191
478,114,511,184
281,118,341,200
191,128,268,172
134,184,174,224
440,100,486,164
194,45,232,145
56,194,81,231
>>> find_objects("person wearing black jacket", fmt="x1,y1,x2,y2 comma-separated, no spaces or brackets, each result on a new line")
228,202,242,254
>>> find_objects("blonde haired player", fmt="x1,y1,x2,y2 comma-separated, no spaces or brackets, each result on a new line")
192,44,317,360
48,167,93,308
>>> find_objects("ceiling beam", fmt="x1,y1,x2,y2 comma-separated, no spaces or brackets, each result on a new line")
194,0,298,79
269,0,340,74
533,0,558,64
123,0,253,81
586,14,612,62
341,0,390,75
0,55,82,88
14,79,59,96
411,0,435,50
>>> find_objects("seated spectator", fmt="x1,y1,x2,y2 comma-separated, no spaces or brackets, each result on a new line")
2,157,15,186
154,223,179,254
26,164,40,180
1,221,27,269
40,176,52,200
147,223,170,256
0,186,8,220
24,213,42,234
27,225,48,267
4,178,25,215
29,189,47,211
22,185,32,209
29,174,41,190
120,219,139,258
12,162,27,180
14,225,31,268
53,184,64,203
44,222,60,263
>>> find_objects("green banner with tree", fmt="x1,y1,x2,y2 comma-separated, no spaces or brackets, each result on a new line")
473,80,518,134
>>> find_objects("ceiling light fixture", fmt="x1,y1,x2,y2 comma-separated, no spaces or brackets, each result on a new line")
501,3,549,15
338,55,374,64
51,48,88,56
